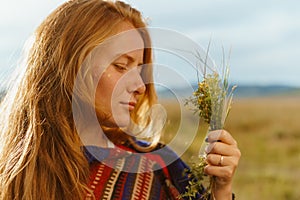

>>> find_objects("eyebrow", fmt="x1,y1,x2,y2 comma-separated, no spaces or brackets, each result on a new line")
117,53,143,65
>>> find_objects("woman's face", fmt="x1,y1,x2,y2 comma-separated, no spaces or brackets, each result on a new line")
94,23,146,128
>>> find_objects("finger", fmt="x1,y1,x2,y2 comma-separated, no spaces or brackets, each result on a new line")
205,142,240,157
206,154,228,166
206,154,240,168
206,130,237,146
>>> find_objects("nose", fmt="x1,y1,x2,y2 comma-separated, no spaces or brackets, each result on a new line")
134,81,146,95
127,69,146,95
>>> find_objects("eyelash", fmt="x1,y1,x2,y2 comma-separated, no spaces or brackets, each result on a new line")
114,64,128,72
114,64,143,74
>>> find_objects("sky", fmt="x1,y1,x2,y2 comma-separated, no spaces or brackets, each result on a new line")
1,0,300,87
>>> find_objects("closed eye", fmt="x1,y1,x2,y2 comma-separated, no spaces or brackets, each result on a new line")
113,63,128,72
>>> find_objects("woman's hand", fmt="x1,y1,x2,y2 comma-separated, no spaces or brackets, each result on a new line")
204,129,241,199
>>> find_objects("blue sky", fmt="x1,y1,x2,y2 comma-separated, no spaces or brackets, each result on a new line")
1,0,300,87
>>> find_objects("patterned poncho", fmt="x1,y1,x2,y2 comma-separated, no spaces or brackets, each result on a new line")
84,141,205,200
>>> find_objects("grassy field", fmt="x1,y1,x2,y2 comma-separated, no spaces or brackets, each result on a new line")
159,95,300,200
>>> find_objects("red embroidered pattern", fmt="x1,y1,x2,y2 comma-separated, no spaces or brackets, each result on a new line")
85,145,182,200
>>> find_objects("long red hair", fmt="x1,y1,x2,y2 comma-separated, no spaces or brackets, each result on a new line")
0,0,156,199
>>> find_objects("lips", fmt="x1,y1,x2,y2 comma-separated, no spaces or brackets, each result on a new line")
128,102,136,107
120,101,136,111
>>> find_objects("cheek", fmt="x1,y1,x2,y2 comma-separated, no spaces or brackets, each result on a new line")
96,78,112,103
95,72,122,106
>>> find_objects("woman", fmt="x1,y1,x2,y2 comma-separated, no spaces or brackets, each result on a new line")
0,0,240,199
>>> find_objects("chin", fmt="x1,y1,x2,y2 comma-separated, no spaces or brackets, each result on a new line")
103,115,130,129
96,110,130,128
114,118,131,128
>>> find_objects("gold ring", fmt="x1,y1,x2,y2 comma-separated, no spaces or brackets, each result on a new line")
218,155,224,166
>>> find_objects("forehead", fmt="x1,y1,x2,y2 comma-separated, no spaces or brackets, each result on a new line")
91,23,145,70
94,22,144,60
111,22,145,54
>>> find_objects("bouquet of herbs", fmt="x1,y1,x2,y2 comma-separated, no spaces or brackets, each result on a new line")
180,46,236,200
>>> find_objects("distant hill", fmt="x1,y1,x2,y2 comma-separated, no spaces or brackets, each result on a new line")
1,85,299,102
232,85,300,98
157,84,300,99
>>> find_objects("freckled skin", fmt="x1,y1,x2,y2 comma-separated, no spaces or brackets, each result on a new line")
94,22,145,128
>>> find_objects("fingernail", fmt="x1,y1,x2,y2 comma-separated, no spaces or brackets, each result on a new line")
205,137,209,142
